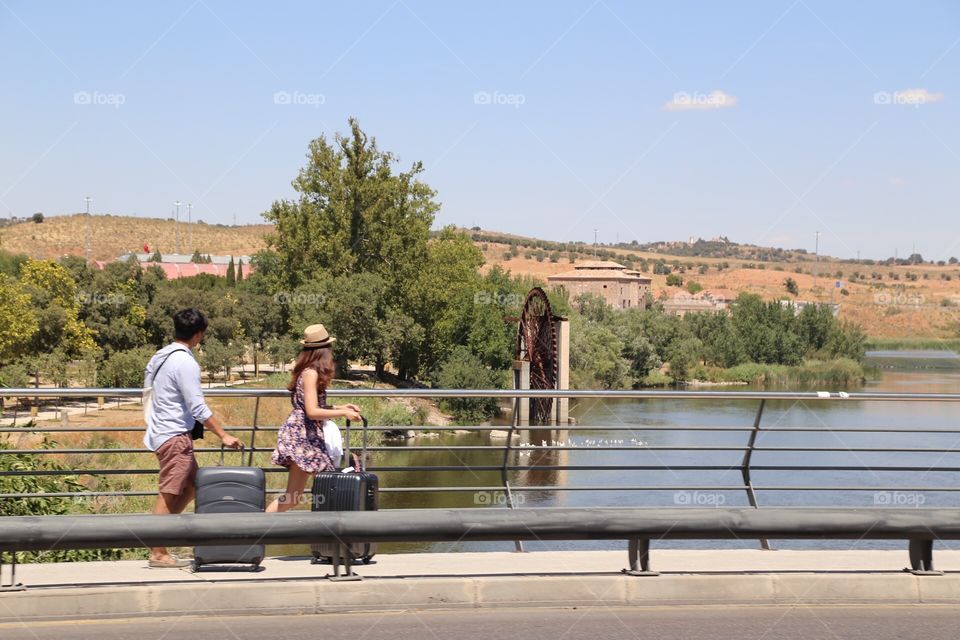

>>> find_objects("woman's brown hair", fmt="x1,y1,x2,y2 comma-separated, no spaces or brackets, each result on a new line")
288,346,335,394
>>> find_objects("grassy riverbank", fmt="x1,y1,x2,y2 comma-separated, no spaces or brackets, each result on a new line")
638,358,870,388
864,337,960,352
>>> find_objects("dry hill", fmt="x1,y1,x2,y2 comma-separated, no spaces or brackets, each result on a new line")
4,215,959,339
0,214,269,261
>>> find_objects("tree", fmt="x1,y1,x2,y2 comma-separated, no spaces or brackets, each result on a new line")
0,249,28,277
686,281,703,295
236,259,243,282
31,212,44,224
783,277,799,296
569,317,628,389
226,256,236,286
99,348,152,387
19,259,96,359
262,118,438,293
199,337,242,384
435,346,503,424
0,274,38,363
825,320,866,361
151,249,162,262
666,273,683,287
666,336,703,381
408,227,484,377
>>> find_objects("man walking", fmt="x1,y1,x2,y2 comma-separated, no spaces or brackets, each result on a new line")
143,308,242,568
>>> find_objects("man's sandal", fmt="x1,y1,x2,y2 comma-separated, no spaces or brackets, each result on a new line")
148,555,191,568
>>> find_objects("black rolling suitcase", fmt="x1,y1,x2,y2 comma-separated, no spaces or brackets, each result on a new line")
311,417,378,567
193,447,265,571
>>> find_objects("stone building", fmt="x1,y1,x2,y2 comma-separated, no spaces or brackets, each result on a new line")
547,261,652,310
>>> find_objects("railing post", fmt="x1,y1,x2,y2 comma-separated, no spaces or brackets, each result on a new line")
0,552,24,592
247,397,260,467
622,537,658,576
908,538,942,575
742,399,770,550
502,394,524,552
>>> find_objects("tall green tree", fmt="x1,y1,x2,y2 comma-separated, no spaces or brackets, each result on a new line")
262,118,438,293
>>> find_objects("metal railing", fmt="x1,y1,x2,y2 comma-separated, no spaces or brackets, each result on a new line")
3,387,960,585
4,388,960,506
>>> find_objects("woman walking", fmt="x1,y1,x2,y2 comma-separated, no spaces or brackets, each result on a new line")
266,324,361,513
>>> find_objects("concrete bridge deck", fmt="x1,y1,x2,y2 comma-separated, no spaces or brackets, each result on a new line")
3,550,960,622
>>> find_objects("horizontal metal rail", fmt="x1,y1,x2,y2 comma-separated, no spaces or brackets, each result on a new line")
2,507,958,552
2,507,951,578
5,388,960,401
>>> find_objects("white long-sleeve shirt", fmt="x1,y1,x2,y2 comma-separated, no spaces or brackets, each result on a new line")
143,343,213,451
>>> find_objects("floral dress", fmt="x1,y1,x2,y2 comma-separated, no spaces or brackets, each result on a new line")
271,374,335,473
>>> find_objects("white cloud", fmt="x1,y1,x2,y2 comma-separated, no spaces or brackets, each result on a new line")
664,90,737,111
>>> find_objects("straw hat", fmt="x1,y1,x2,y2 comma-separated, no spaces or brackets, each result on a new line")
300,324,336,348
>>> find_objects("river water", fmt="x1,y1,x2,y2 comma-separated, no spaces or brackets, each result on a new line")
273,352,960,556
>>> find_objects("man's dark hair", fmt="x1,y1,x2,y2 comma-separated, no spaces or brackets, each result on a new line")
173,308,208,341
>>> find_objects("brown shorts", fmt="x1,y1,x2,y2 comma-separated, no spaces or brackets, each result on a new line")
155,433,198,496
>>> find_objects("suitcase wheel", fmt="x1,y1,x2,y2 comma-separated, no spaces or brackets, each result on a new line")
191,561,200,573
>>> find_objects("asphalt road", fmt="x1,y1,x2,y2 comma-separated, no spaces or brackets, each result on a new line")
1,606,954,640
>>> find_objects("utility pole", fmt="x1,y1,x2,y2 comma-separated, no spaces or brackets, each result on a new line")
84,196,92,262
593,229,599,258
186,203,193,254
174,201,181,255
813,231,820,293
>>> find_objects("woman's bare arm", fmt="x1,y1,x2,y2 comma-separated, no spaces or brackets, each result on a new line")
301,369,361,421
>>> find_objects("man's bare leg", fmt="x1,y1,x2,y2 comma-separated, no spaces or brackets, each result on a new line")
149,486,195,561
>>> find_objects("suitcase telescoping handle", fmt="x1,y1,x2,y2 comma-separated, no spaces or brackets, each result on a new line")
342,415,367,472
218,442,246,466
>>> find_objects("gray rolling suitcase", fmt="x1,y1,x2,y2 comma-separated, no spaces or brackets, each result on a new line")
192,448,265,571
311,417,378,567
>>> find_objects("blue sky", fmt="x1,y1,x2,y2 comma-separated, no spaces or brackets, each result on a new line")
1,1,958,260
